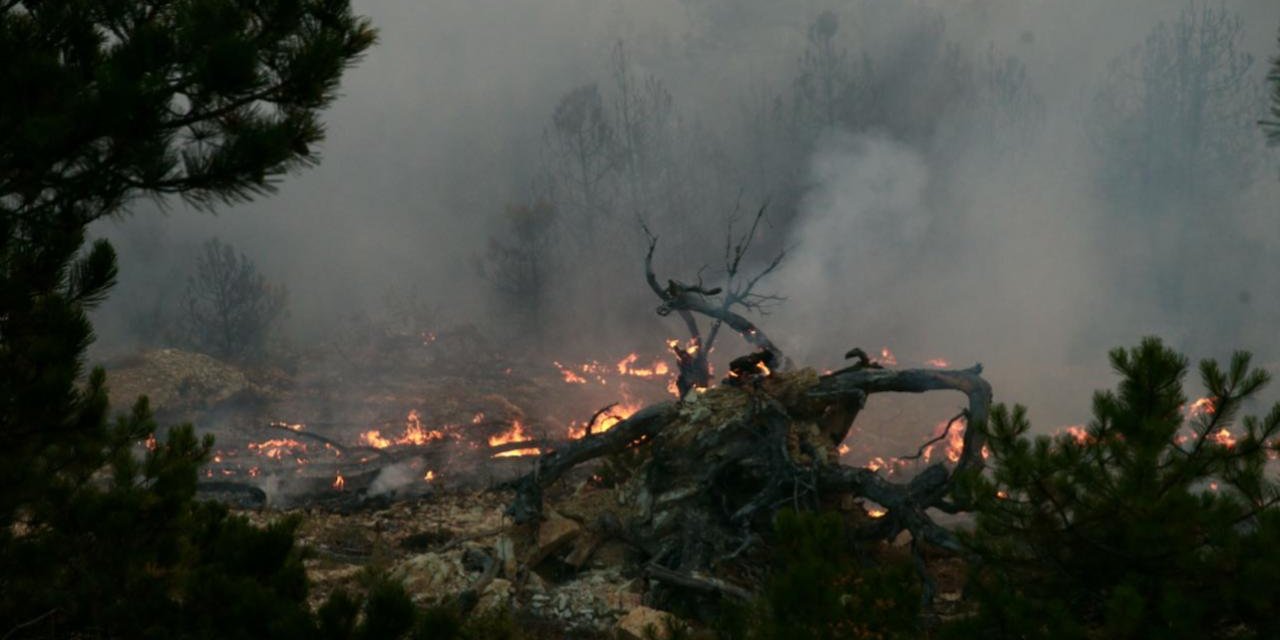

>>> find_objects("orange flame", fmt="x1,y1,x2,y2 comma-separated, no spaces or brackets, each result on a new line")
248,438,307,460
332,473,345,490
1187,397,1217,419
568,402,642,439
1211,428,1237,448
424,470,437,482
490,419,540,457
879,347,897,367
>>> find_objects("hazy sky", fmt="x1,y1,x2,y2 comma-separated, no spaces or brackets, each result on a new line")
93,0,1280,428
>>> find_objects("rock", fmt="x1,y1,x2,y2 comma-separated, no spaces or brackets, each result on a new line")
565,531,602,569
615,606,676,640
394,551,467,602
525,570,548,593
476,578,513,612
530,509,582,564
494,534,518,579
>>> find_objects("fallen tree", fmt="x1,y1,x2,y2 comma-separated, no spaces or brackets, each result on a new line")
505,356,991,610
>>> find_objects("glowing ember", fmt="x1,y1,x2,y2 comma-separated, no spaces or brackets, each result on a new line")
332,473,345,490
939,417,967,463
838,444,850,456
144,434,158,451
1061,425,1092,445
248,438,307,460
1186,397,1216,419
925,358,950,368
996,490,1009,500
1211,428,1237,448
424,470,437,482
554,361,588,384
270,421,305,431
472,412,485,424
879,347,897,367
755,361,771,376
866,506,888,518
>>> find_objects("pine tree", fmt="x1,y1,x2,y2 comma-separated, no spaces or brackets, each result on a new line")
1265,28,1280,146
948,337,1280,639
0,2,374,636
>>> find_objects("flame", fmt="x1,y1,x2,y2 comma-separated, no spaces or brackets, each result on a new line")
1061,425,1091,445
1211,428,1237,448
996,490,1009,500
361,430,393,449
616,353,670,377
879,347,898,367
424,470,437,482
489,418,534,447
361,410,445,449
838,444,850,456
472,412,485,424
270,421,305,431
248,438,307,460
755,361,772,376
1187,397,1217,419
933,417,967,463
568,402,642,439
554,361,588,384
867,507,888,519
490,419,540,456
144,434,158,451
925,358,950,368
397,409,445,446
332,473,345,490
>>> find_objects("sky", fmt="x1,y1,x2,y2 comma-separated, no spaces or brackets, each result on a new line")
92,0,1280,429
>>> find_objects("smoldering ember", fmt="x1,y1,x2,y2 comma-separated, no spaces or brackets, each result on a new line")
5,2,1280,640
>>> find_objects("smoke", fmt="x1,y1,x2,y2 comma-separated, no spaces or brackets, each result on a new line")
88,0,1280,430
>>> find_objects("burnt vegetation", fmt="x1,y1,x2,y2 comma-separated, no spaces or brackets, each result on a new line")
4,2,1280,640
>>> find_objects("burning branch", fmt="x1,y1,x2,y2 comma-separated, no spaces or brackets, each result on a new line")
643,203,789,396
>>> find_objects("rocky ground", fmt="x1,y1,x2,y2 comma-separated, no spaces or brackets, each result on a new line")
103,337,973,637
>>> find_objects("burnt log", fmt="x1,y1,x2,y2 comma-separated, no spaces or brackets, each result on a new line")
501,361,992,609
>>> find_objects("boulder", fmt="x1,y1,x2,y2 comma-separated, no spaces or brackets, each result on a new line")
615,606,676,640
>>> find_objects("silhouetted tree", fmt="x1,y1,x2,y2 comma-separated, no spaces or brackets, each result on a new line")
477,200,558,338
1264,28,1280,146
1091,2,1263,211
180,237,288,360
542,83,617,244
0,1,374,635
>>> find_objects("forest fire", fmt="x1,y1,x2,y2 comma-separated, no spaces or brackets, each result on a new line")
489,419,540,457
248,438,307,460
567,401,643,439
360,409,446,449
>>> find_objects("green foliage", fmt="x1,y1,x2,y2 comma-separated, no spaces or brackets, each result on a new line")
951,337,1280,639
0,1,373,636
715,510,920,640
179,237,288,360
0,0,377,225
